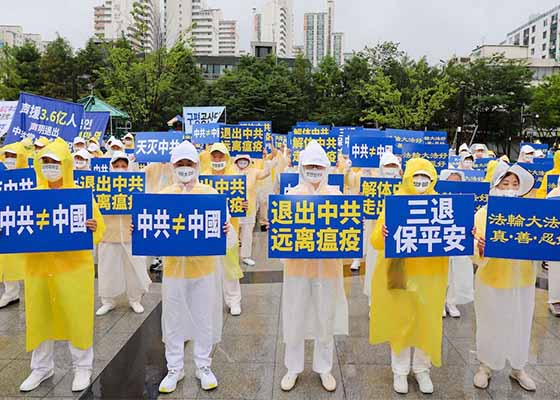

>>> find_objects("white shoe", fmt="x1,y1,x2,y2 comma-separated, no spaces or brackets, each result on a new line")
95,304,115,316
129,302,144,314
243,258,256,266
473,365,491,389
20,369,54,392
72,369,91,392
320,373,336,392
196,366,218,390
350,259,361,271
393,374,409,394
230,304,241,316
442,307,447,318
0,294,19,308
510,369,536,391
159,369,185,393
447,304,461,318
280,372,298,391
414,371,434,394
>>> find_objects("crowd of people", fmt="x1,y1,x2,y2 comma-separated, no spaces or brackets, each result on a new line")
0,132,559,395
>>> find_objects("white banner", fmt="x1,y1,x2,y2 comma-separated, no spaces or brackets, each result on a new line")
182,106,225,134
0,101,18,138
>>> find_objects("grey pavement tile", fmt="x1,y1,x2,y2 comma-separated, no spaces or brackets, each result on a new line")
196,362,274,400
334,336,390,365
213,334,276,363
448,337,479,367
528,336,560,365
240,283,282,298
223,312,278,337
94,333,132,361
93,310,125,337
0,334,27,360
443,314,477,339
241,295,281,315
427,366,492,399
272,361,344,400
532,365,560,394
347,296,369,318
347,316,369,338
485,367,559,400
0,359,67,398
533,316,560,339
107,311,149,334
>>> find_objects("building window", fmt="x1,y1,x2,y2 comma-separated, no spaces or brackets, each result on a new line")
544,19,548,27
543,31,547,39
532,25,536,33
532,36,535,44
531,48,535,55
543,43,547,51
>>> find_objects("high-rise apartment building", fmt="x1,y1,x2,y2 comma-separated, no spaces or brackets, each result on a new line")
219,20,239,56
304,12,328,67
0,25,48,51
252,0,294,57
331,32,344,65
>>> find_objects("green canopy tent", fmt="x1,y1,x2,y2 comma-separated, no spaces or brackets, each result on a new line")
78,95,131,139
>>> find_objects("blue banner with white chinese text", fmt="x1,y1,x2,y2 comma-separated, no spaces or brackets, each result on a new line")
198,175,247,217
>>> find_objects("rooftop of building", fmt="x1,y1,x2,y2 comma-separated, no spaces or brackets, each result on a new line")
507,5,560,36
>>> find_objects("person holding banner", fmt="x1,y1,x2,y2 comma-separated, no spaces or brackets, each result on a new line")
73,137,87,152
87,142,103,158
34,137,49,153
369,158,447,395
73,149,92,171
472,161,537,391
19,138,106,393
201,143,244,315
471,144,489,160
458,153,474,170
535,150,560,199
546,179,560,316
96,152,151,316
123,133,135,149
0,141,30,308
156,140,232,393
518,145,535,164
280,140,348,393
459,143,470,157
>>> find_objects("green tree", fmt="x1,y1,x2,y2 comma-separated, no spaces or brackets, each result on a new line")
530,74,560,132
0,45,22,99
40,36,74,100
74,39,110,98
12,41,42,94
309,56,345,125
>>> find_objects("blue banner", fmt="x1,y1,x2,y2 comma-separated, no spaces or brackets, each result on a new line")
135,132,183,163
484,197,560,261
458,169,486,182
78,111,110,141
240,121,272,152
385,194,475,258
360,177,401,220
279,173,345,195
349,136,397,168
198,175,247,217
401,143,449,172
448,155,461,169
534,157,555,167
295,121,320,127
0,188,93,254
518,162,554,188
191,123,221,145
91,158,111,173
220,124,265,159
423,131,447,145
271,133,287,149
474,157,494,171
385,129,424,149
268,195,364,259
520,142,548,152
332,126,366,155
4,92,84,144
183,106,225,134
0,168,36,192
131,193,227,256
75,171,145,215
289,126,338,166
435,180,489,211
548,175,559,193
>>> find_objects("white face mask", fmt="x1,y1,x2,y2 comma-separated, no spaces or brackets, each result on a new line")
74,160,87,169
3,158,17,170
303,168,325,184
382,167,400,178
412,176,431,194
112,167,128,173
524,154,534,163
495,188,518,198
236,159,250,170
124,139,133,146
174,166,196,183
211,161,226,171
462,160,473,169
42,164,62,182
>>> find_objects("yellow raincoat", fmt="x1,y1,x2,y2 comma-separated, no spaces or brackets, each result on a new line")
369,158,448,367
23,138,105,351
484,160,499,183
535,151,560,199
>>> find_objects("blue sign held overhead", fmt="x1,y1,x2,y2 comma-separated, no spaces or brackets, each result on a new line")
435,180,490,211
473,157,494,171
423,131,447,145
183,106,225,134
385,129,424,149
91,158,111,173
348,136,397,168
360,177,401,220
0,168,36,192
78,111,110,142
547,175,559,194
192,123,221,145
220,124,266,159
135,132,183,163
332,126,365,155
448,155,461,169
271,133,287,149
451,169,486,182
518,162,555,188
289,127,338,166
279,173,345,195
401,143,449,172
520,142,548,152
199,175,247,217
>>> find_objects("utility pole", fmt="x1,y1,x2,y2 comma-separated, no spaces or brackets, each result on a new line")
456,83,466,154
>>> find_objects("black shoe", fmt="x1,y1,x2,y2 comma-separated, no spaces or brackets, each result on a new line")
260,225,269,232
0,297,20,309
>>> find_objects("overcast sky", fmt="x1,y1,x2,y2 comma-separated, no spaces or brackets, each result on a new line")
2,0,560,62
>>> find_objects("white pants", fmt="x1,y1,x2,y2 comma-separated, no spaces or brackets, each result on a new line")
239,221,255,259
31,340,93,372
391,347,431,375
1,280,20,300
257,188,270,226
548,261,560,304
285,338,334,374
165,336,214,372
223,278,241,308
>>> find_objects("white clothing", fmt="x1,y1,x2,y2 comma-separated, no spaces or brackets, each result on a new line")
2,280,20,299
285,338,334,374
32,340,93,372
474,281,534,370
447,256,474,305
362,220,377,303
98,242,151,302
548,261,560,304
391,347,431,375
239,220,255,259
223,277,241,308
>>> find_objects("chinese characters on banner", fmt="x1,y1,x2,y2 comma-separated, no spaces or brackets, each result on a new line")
199,175,247,217
385,195,475,258
78,111,110,141
0,188,93,254
385,129,424,149
271,133,287,149
75,171,145,215
518,162,555,188
220,124,265,159
268,195,364,259
131,193,227,256
91,158,111,173
134,132,183,163
0,168,37,192
448,155,461,169
360,177,401,220
548,175,559,193
279,173,345,195
473,158,494,171
435,180,490,211
182,106,225,134
348,136,397,168
423,131,448,145
332,126,366,155
192,123,221,145
289,125,338,166
4,93,84,144
455,169,486,182
401,144,449,172
240,121,272,152
0,101,18,138
484,197,560,261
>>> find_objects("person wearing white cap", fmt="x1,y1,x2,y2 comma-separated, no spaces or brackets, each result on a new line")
471,144,489,160
73,137,87,152
472,161,537,392
87,142,103,158
546,177,560,316
96,152,151,316
458,143,470,156
156,140,233,394
518,145,535,164
534,149,545,159
73,149,92,171
123,133,135,149
280,140,348,393
458,153,474,170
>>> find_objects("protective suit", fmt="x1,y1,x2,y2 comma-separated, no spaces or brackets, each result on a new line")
34,137,49,152
484,160,500,183
471,144,489,160
123,133,135,150
546,180,560,313
257,149,287,228
518,145,535,164
21,138,105,386
369,158,448,373
535,150,560,199
458,153,474,170
0,142,30,308
472,162,536,374
282,140,348,379
458,143,470,156
96,152,151,315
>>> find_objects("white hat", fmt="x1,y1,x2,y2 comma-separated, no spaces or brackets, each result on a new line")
439,169,464,181
2,149,17,155
535,149,545,158
110,139,125,150
460,152,474,162
170,140,199,164
41,152,61,162
34,139,47,147
459,143,469,152
110,151,129,165
73,149,91,160
472,144,486,151
73,137,86,145
300,140,330,167
380,152,400,167
520,144,535,154
491,161,534,197
413,169,433,180
123,133,134,140
233,154,251,163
